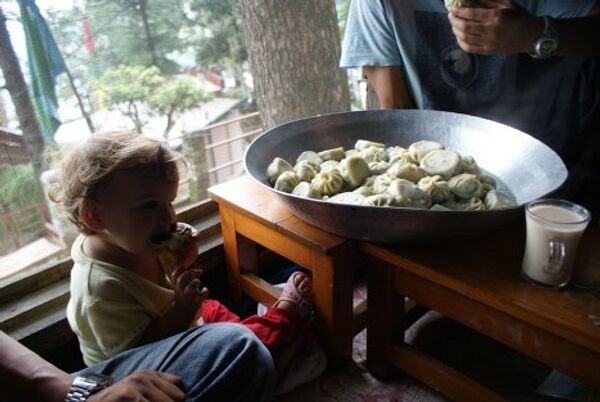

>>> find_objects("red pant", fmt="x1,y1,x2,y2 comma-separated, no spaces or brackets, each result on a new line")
199,299,304,354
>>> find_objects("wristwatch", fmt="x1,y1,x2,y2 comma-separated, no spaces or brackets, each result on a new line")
64,374,113,402
530,16,558,59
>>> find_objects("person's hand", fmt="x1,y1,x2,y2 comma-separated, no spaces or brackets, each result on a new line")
172,265,209,311
447,0,542,55
87,371,184,402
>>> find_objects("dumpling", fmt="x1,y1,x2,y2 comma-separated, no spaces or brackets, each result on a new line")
363,193,396,207
267,157,293,185
318,147,345,162
478,173,497,193
344,149,359,159
320,160,340,172
311,170,344,196
386,179,431,209
484,190,515,210
387,146,412,164
460,155,481,175
296,150,323,166
429,204,452,211
387,161,427,183
359,146,388,163
418,175,451,204
368,160,390,175
353,184,374,197
274,171,300,193
372,174,394,194
408,140,444,163
339,155,370,189
448,173,483,200
355,139,385,151
442,197,485,211
292,181,322,199
420,149,461,179
294,160,320,182
328,192,366,206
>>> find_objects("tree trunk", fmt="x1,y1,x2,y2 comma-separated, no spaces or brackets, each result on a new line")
0,92,8,127
139,0,159,68
240,0,350,129
0,9,45,177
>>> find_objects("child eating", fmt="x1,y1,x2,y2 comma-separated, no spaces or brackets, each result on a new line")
49,131,320,391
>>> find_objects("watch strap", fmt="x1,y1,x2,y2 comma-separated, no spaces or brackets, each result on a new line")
65,376,113,402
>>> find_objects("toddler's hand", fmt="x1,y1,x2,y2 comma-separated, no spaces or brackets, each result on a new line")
172,266,209,311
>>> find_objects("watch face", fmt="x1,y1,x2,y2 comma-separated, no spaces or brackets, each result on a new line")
537,38,558,57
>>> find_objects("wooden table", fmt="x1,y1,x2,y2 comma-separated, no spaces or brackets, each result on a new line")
209,176,362,362
362,222,600,401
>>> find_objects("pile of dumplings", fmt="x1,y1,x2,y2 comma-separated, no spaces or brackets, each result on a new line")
266,139,515,211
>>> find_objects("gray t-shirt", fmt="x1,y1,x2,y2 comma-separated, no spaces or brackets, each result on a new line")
340,0,600,211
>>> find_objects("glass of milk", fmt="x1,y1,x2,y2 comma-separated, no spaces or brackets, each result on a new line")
521,199,591,289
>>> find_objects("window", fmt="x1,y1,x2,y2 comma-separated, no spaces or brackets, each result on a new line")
0,1,261,282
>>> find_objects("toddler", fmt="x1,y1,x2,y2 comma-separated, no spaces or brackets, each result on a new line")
50,131,318,387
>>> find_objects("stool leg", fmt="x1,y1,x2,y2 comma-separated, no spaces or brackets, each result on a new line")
311,250,354,363
366,256,403,379
219,206,258,300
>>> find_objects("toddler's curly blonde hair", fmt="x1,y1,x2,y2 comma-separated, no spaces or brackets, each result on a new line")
48,130,185,234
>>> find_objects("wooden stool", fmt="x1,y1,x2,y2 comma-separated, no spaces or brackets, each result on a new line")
209,176,364,362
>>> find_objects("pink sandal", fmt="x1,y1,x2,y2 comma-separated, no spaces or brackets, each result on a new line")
273,272,314,319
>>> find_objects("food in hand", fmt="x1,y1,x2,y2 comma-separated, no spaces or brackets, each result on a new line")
152,222,196,283
445,0,474,7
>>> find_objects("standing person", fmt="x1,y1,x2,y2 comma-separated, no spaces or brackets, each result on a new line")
48,130,320,393
340,0,600,213
1,326,274,402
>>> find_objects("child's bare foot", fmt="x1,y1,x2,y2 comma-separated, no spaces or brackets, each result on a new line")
272,271,314,319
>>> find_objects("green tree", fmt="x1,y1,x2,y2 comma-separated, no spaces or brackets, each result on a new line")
336,0,350,34
95,65,163,133
189,0,247,85
84,0,188,74
96,65,209,136
148,75,212,137
0,164,44,212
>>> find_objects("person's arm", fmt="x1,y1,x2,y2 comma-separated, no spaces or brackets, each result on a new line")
0,331,185,402
362,66,414,109
0,331,72,402
447,0,600,58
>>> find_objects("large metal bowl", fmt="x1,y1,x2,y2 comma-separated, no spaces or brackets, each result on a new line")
244,110,567,244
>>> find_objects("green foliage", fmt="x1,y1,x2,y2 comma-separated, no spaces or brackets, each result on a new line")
189,0,247,79
336,0,351,34
95,65,209,136
84,0,187,74
148,75,211,115
95,65,163,132
0,164,44,211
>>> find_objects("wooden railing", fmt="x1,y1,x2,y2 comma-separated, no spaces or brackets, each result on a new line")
188,111,263,185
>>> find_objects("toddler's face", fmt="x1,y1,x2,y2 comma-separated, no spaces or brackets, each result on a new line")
94,167,179,256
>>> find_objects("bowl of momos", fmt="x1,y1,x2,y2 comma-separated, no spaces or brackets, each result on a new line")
244,110,567,243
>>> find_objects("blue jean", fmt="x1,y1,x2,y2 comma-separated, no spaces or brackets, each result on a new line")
76,323,274,402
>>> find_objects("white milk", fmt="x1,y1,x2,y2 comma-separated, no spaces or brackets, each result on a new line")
522,204,589,288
